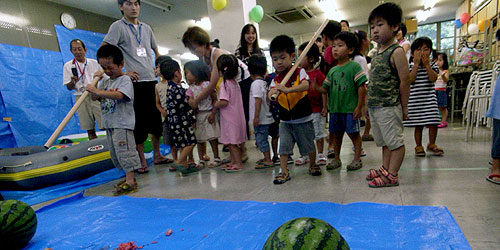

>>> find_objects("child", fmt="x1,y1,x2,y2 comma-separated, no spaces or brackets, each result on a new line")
85,44,140,196
247,55,275,169
404,37,443,157
184,60,222,168
160,59,199,174
297,42,328,166
486,31,500,184
365,2,410,188
268,35,320,184
435,52,449,128
214,55,247,172
313,32,367,171
154,56,176,169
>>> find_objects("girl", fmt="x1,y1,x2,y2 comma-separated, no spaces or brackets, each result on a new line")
184,60,222,168
404,37,443,157
235,24,264,65
435,52,449,128
296,42,327,166
214,55,247,172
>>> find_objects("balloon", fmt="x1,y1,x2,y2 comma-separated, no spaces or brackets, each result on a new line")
212,0,226,11
478,18,490,32
455,19,462,29
468,23,479,34
460,13,470,24
249,5,264,23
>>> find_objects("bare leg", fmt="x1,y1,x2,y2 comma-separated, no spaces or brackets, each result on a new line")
315,138,324,155
271,137,279,159
347,132,362,162
490,158,500,181
279,154,289,174
136,143,147,168
209,139,220,159
428,125,438,145
414,126,423,147
240,142,247,159
197,142,207,160
152,134,167,163
170,145,178,161
382,146,391,170
176,145,195,166
262,151,273,165
229,144,243,168
308,149,317,166
333,133,343,161
87,129,97,140
363,119,371,136
440,107,448,123
125,171,135,186
328,133,335,153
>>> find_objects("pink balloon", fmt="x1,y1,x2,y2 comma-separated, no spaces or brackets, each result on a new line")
460,13,470,24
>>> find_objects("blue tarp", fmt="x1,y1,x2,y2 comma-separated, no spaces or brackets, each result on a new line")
54,24,105,63
24,193,471,250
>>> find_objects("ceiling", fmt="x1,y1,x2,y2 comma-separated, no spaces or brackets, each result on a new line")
46,0,462,56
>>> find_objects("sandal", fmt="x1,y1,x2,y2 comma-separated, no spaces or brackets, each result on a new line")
154,158,174,165
202,155,210,161
295,156,310,166
347,160,363,171
366,166,388,181
114,178,137,190
415,146,426,157
273,171,291,184
255,161,274,169
136,166,149,174
327,150,335,159
208,158,222,168
486,174,500,185
309,164,322,176
426,144,444,156
327,159,341,170
368,172,399,188
196,161,206,169
316,154,327,165
225,165,243,172
113,182,138,196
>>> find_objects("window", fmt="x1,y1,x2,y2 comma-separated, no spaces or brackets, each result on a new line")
440,20,455,62
417,23,437,49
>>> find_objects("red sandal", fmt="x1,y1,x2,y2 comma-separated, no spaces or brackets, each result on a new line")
368,171,399,188
366,166,388,181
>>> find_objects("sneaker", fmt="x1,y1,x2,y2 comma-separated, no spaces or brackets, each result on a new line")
362,134,374,141
273,171,291,184
316,153,327,165
295,156,310,166
347,160,363,171
327,159,342,170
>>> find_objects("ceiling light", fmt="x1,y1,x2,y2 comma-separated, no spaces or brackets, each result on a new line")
416,9,431,22
0,12,29,26
194,17,211,31
424,0,438,9
317,0,343,21
180,52,198,60
158,46,169,55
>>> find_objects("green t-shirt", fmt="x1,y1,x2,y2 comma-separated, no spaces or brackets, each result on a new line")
323,61,367,113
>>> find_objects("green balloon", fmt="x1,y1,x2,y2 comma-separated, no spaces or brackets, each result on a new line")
250,5,264,23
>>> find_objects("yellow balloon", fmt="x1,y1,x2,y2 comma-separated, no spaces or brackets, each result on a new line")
212,0,227,10
478,18,490,32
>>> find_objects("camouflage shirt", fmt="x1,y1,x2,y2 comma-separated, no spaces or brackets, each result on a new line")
367,43,401,107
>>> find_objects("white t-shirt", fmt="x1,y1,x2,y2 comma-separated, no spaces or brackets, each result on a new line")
249,79,274,126
353,55,369,79
63,58,106,95
186,81,213,111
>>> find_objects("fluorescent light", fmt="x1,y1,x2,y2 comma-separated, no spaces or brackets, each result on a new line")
424,0,438,9
158,46,169,55
416,9,431,22
317,0,343,20
194,17,211,31
180,52,198,60
0,12,29,26
259,39,270,49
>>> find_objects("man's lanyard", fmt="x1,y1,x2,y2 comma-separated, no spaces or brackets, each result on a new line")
124,20,142,45
72,58,87,82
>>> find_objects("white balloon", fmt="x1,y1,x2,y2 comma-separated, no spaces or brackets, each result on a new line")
468,24,479,34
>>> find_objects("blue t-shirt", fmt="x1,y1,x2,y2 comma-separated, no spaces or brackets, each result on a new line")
486,76,500,120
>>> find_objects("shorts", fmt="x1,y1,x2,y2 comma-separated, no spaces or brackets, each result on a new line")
278,121,315,156
254,124,272,153
268,121,279,138
162,121,170,145
312,112,327,139
75,95,102,131
106,128,140,172
368,106,405,150
329,113,360,135
436,90,447,107
195,111,220,142
133,81,163,144
492,119,500,159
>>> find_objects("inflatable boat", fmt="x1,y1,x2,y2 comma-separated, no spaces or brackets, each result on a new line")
0,137,112,190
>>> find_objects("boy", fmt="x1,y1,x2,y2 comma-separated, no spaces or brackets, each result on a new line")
314,32,367,171
268,35,320,184
86,44,140,195
364,2,410,188
248,55,275,169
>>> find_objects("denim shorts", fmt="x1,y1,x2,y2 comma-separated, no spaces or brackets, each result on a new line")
436,90,447,107
329,113,361,135
278,121,315,156
254,124,271,153
493,119,500,159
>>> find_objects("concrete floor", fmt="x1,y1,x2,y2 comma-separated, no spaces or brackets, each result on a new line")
42,123,500,249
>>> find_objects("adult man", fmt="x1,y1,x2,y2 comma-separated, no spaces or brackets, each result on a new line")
101,0,170,173
63,39,103,140
340,20,350,32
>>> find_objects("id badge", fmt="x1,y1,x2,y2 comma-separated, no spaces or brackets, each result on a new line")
137,46,147,57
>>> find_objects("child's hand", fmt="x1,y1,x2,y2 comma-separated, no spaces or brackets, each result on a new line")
161,109,167,117
402,107,409,120
321,107,328,117
413,51,421,65
85,84,98,94
364,108,370,120
253,117,259,127
274,84,288,93
93,70,104,80
208,112,215,124
268,88,279,98
421,54,430,65
353,106,363,119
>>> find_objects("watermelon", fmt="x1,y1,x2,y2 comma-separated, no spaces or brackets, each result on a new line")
0,200,37,250
263,217,350,250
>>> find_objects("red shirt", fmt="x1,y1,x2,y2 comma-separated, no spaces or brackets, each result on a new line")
306,69,326,113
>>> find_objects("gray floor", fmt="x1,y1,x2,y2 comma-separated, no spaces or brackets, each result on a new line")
42,123,500,249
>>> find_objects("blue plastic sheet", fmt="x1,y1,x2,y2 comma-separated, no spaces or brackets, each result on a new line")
54,25,105,63
25,193,470,250
0,144,170,205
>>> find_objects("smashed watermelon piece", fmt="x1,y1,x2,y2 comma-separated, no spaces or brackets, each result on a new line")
116,241,138,250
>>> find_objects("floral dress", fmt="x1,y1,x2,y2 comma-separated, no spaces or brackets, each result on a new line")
166,81,197,148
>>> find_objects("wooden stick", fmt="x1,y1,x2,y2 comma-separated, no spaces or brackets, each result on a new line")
44,76,100,148
271,18,329,101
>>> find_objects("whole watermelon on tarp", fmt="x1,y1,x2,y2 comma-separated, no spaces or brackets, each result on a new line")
263,217,350,250
0,200,37,249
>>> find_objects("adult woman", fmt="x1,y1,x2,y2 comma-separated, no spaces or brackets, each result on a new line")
396,23,411,62
234,24,264,65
